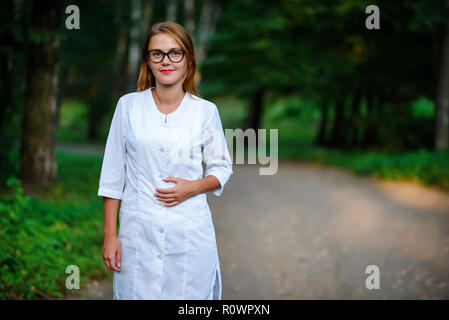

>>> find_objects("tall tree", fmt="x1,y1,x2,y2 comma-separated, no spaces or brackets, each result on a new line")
183,0,194,34
204,0,288,130
128,0,143,89
20,0,62,189
195,0,221,68
166,0,178,22
435,0,449,149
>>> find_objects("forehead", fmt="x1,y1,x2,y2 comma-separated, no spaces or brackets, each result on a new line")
148,33,182,50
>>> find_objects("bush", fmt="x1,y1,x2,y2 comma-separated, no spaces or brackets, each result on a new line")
0,171,108,299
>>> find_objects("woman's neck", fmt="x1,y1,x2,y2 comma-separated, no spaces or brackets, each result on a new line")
153,83,185,109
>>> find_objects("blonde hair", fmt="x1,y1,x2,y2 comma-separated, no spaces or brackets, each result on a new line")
136,21,200,97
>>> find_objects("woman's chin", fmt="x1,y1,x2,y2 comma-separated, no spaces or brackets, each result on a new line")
156,77,183,86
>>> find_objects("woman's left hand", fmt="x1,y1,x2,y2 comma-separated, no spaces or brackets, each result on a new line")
154,176,199,207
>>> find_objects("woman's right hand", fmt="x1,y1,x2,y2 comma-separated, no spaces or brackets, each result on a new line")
102,235,121,271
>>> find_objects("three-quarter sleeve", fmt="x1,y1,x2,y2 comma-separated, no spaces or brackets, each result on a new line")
97,98,127,200
202,103,233,197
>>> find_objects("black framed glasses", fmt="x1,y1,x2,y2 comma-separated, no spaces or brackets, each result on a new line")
146,49,186,63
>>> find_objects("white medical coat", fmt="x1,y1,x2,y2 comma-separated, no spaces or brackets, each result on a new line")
97,87,233,299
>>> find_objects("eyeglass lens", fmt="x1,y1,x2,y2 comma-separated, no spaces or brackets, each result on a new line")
148,50,184,63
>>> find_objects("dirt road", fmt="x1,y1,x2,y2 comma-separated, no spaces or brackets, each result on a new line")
64,147,449,299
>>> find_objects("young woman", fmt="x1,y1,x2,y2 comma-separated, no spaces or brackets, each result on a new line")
97,21,233,299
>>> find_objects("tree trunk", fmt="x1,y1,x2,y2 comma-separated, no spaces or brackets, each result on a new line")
55,67,65,135
435,0,449,150
315,98,329,146
348,89,362,148
244,86,265,146
127,0,142,90
195,0,221,69
114,0,131,94
0,53,12,136
329,96,345,148
167,0,178,22
183,0,194,35
115,0,153,94
141,0,154,40
20,0,62,190
361,90,377,148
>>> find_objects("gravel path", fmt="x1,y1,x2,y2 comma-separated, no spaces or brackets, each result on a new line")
216,160,449,299
59,143,449,299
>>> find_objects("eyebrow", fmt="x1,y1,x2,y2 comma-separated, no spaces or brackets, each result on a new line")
148,47,182,51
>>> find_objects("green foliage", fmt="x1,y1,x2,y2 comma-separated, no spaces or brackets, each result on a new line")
0,152,108,299
257,94,449,191
212,96,248,129
264,95,320,121
56,101,89,144
201,0,448,152
276,145,449,192
411,97,434,118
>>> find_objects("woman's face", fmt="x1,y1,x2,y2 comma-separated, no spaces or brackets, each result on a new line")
147,33,189,87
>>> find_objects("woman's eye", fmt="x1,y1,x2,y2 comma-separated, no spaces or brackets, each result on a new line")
150,51,161,57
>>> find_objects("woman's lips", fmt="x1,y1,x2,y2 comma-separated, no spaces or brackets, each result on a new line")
161,70,174,74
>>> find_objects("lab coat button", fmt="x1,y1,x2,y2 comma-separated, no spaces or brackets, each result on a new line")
159,146,164,152
159,227,164,233
158,254,163,259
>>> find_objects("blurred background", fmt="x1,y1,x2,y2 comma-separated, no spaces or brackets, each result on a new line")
1,0,449,299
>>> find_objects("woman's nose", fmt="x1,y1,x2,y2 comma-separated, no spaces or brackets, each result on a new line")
161,54,171,65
